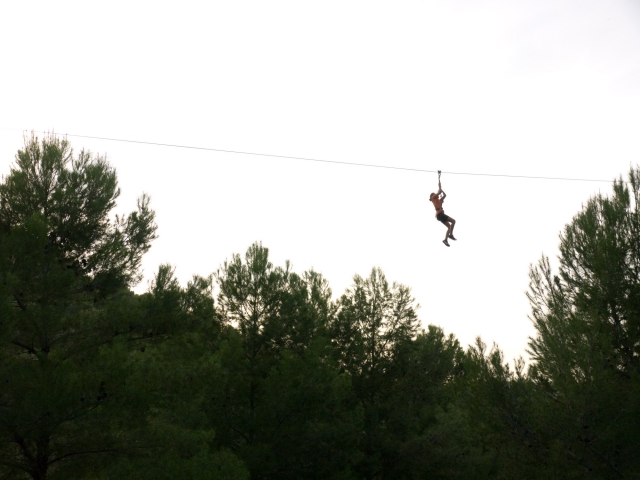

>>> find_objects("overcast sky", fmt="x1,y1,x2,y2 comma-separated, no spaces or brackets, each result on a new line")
2,0,640,363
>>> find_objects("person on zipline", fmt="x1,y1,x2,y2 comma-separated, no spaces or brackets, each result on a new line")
430,174,457,247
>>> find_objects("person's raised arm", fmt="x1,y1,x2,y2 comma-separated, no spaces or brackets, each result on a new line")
439,182,446,200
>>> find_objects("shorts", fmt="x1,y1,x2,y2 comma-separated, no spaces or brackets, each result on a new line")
436,212,450,224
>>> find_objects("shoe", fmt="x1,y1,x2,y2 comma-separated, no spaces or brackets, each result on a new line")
448,235,457,241
443,239,450,247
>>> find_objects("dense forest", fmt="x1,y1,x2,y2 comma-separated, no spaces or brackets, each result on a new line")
1,134,639,479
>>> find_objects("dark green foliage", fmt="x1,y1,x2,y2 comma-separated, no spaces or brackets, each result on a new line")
0,134,159,480
458,168,640,479
0,135,242,480
524,168,640,478
0,134,156,294
103,449,249,480
379,327,479,479
330,267,420,383
461,340,545,479
3,134,638,479
328,270,471,479
208,243,360,479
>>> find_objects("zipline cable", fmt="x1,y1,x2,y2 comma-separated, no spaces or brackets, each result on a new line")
0,127,616,183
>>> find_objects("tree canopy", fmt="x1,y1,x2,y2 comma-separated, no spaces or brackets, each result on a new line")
1,135,639,479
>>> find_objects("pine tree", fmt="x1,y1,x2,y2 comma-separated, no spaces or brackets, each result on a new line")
330,267,420,394
0,134,157,479
209,243,355,478
526,167,640,477
329,267,420,479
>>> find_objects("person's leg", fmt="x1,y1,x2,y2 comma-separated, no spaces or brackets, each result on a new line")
447,217,456,239
438,214,453,246
443,222,450,242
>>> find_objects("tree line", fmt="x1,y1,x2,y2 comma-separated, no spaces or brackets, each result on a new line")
1,134,639,479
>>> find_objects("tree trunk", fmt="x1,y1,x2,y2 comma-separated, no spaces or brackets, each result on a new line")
31,436,49,480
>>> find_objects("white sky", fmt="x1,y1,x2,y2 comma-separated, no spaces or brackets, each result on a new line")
2,0,640,363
